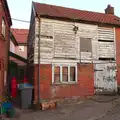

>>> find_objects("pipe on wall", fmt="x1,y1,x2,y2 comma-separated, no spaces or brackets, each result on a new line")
38,16,41,103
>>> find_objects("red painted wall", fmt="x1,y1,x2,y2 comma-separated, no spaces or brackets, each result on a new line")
115,28,120,86
34,64,94,102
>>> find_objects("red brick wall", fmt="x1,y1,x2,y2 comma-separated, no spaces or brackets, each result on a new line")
115,28,120,86
0,0,10,101
34,64,94,102
0,0,10,91
0,0,10,69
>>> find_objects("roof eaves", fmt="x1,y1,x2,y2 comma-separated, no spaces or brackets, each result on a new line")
32,1,38,17
10,32,18,46
3,0,12,26
40,14,120,27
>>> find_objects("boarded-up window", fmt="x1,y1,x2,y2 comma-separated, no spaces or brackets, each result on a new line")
70,67,76,82
98,41,115,59
98,27,114,42
54,66,60,83
62,67,68,82
80,38,92,52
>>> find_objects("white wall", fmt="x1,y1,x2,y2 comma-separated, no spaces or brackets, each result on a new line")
10,40,15,53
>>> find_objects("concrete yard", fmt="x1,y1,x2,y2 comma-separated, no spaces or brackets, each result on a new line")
6,95,120,120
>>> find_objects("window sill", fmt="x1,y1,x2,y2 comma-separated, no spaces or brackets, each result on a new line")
52,82,77,85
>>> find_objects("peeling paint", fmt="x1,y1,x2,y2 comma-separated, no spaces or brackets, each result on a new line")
95,63,117,93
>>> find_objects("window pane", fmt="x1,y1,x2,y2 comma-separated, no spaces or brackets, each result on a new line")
54,66,60,83
62,67,68,82
70,67,76,81
2,18,5,37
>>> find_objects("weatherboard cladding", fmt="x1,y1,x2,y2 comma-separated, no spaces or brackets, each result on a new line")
33,2,120,26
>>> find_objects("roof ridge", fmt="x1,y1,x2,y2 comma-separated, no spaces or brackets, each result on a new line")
33,1,116,17
33,1,120,26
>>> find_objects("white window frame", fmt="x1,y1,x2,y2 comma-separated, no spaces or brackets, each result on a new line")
2,17,6,37
52,64,77,84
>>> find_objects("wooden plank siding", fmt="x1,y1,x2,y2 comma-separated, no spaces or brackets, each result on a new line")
54,21,76,58
27,7,36,64
34,18,116,64
76,23,98,62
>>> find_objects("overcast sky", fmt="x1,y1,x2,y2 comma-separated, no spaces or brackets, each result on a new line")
7,0,120,29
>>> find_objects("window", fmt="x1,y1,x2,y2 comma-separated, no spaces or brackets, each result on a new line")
80,38,92,52
2,18,6,37
70,67,76,82
19,46,24,51
54,66,60,83
52,65,77,84
62,67,68,82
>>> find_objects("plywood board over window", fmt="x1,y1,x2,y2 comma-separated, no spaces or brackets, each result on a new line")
80,38,92,62
98,27,115,60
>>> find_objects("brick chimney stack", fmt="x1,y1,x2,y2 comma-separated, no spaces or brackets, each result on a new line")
105,4,114,15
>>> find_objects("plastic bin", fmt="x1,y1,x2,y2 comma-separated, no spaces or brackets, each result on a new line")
18,83,33,109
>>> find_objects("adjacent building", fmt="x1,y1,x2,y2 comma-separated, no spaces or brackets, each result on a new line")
10,29,28,59
28,2,120,103
8,29,28,90
0,0,12,101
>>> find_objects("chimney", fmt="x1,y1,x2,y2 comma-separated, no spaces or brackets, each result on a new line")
105,4,114,15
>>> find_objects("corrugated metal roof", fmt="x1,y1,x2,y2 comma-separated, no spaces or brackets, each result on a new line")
33,2,120,26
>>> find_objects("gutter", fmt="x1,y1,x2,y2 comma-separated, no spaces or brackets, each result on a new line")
38,16,41,103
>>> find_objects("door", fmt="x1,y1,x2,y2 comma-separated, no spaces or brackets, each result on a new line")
94,63,117,94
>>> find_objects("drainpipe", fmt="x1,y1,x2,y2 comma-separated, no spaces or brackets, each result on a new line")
7,29,11,95
38,16,41,104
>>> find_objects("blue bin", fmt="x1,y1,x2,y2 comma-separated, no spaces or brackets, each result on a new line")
2,102,13,109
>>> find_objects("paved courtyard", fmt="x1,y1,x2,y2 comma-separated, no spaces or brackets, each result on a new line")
6,95,120,120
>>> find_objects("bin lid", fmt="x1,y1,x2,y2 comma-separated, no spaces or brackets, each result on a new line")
18,83,33,90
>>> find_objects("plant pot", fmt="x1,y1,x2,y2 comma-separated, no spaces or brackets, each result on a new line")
6,108,15,118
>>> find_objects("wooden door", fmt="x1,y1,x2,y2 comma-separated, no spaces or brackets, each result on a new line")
94,63,117,94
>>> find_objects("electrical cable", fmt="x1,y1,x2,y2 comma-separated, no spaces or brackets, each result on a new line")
11,18,30,23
